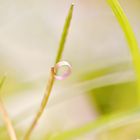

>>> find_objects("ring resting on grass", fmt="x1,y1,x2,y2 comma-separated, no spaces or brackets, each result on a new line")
51,61,72,80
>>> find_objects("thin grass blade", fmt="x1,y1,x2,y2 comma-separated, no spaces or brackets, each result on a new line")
23,4,74,140
107,0,140,103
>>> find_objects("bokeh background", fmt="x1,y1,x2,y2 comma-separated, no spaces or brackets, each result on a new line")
0,0,140,139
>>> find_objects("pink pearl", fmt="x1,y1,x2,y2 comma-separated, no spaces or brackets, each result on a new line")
52,61,72,80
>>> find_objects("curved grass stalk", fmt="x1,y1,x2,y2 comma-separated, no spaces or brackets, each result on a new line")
0,76,17,140
0,100,18,140
107,0,140,103
23,4,74,140
50,108,140,140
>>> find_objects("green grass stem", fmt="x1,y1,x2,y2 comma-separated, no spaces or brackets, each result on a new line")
23,4,74,140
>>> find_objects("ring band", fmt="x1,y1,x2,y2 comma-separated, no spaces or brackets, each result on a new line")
52,61,72,80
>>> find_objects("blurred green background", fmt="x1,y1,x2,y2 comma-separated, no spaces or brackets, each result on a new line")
0,0,140,139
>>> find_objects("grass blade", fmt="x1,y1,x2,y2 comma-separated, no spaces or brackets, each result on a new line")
0,75,6,90
55,3,74,64
23,4,74,140
50,108,140,140
107,0,140,103
0,76,18,140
